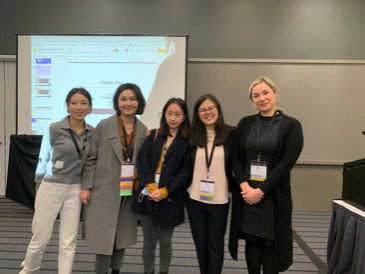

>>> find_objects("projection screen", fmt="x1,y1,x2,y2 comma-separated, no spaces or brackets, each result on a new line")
17,34,188,134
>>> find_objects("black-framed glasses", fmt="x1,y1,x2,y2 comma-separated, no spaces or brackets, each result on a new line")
198,105,217,115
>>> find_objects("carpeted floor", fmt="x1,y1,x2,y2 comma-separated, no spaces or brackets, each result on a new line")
0,198,329,274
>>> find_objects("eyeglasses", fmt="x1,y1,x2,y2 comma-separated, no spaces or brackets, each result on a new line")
198,105,217,115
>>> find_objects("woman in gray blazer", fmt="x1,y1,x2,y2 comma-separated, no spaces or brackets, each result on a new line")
80,83,147,274
20,88,93,274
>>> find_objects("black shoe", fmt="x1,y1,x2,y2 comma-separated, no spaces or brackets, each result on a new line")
112,270,119,274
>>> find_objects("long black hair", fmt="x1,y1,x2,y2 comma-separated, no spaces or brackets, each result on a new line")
159,97,190,139
190,93,229,147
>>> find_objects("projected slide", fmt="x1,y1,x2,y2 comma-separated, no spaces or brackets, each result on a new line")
17,35,187,134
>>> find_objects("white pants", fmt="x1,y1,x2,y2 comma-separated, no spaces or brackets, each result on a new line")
19,181,82,274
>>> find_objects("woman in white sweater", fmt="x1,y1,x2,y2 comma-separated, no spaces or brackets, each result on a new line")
186,93,234,274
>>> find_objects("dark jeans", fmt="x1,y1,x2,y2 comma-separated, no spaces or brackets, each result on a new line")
186,197,229,274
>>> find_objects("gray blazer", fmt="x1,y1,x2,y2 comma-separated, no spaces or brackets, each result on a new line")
82,114,147,255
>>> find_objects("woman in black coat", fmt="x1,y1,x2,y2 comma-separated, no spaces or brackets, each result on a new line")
229,77,303,273
132,98,191,274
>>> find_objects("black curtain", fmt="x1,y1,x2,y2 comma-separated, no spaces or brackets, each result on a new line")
6,134,42,210
327,200,365,273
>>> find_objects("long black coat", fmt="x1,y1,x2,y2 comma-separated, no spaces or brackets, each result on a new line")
132,129,192,227
228,113,303,272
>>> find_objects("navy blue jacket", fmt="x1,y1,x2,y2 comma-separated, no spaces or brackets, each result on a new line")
132,129,192,227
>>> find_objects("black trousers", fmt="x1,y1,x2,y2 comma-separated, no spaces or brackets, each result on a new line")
186,197,229,274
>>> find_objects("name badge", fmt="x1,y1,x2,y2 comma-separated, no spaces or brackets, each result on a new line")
55,160,64,169
250,160,267,182
200,179,215,201
120,164,134,196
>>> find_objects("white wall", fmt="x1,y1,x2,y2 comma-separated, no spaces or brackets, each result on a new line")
0,56,16,196
0,62,4,195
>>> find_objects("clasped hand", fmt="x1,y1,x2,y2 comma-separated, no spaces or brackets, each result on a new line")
149,189,163,202
240,182,264,205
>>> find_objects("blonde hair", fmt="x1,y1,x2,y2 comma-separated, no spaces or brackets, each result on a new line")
248,76,278,101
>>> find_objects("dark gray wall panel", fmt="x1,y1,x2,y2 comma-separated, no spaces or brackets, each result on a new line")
1,0,365,59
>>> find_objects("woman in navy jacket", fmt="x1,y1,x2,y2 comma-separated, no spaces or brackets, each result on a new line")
132,97,191,274
228,77,303,273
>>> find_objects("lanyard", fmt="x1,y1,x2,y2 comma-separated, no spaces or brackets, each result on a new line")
156,145,167,174
162,145,167,164
204,136,216,179
121,119,136,163
68,129,87,160
255,112,277,162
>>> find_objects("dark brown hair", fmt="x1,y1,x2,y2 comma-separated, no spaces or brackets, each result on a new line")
113,83,146,115
190,93,229,147
65,87,92,106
